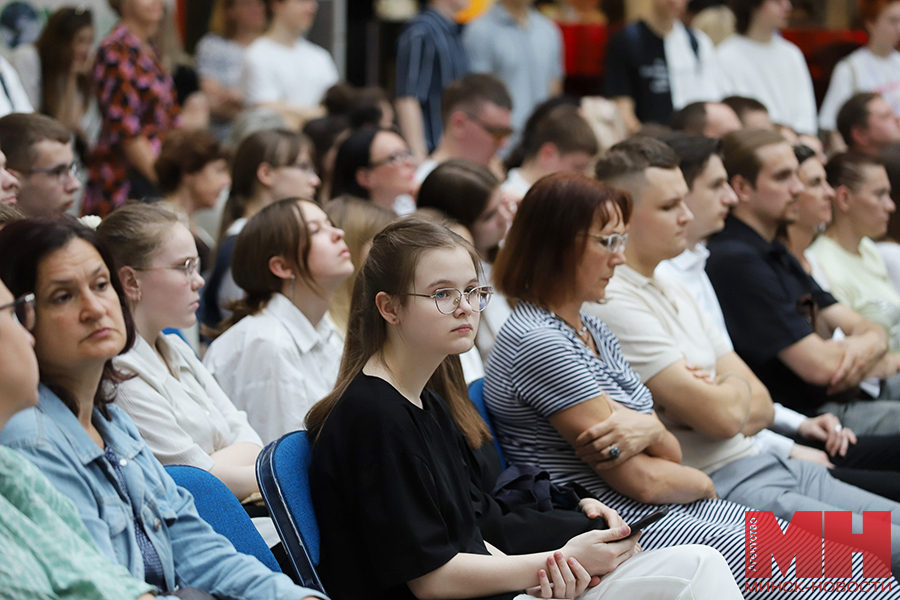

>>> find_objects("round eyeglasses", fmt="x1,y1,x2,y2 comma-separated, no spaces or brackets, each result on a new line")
407,286,493,315
586,232,628,254
0,293,35,331
135,257,200,280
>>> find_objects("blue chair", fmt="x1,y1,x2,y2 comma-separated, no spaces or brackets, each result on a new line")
164,465,281,573
468,378,506,468
256,431,326,593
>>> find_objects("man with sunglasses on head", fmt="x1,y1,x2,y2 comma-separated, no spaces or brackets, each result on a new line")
0,113,81,217
415,73,514,183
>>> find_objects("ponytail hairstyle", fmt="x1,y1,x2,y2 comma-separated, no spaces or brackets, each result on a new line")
305,218,492,448
97,202,189,273
217,198,318,332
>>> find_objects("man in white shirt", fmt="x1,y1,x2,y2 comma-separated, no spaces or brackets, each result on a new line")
0,55,33,118
654,132,864,459
716,0,817,134
415,73,513,183
588,136,900,540
242,0,339,128
500,104,597,203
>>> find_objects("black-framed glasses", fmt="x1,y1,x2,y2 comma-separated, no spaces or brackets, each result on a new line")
0,293,35,331
586,232,628,253
369,150,413,168
407,285,493,315
135,257,200,280
27,162,79,181
463,113,514,142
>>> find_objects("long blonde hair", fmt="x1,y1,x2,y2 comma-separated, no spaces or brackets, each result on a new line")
305,218,492,449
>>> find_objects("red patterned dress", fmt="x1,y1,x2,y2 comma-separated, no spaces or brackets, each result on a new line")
84,24,180,217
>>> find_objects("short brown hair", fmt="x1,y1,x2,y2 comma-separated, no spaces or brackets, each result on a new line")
594,136,679,199
441,73,512,126
721,128,787,187
722,96,769,123
825,151,885,192
493,173,631,306
0,113,71,171
836,93,879,149
521,105,599,160
155,129,229,195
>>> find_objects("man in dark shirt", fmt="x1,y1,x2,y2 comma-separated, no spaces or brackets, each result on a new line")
707,128,900,435
395,0,470,162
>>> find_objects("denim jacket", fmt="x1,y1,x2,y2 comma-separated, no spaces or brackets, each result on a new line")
0,385,326,600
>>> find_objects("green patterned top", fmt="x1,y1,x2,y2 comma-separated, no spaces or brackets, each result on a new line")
0,445,155,599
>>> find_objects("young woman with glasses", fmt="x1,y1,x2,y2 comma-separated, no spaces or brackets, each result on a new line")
96,203,264,506
304,217,739,600
330,127,417,214
204,198,354,444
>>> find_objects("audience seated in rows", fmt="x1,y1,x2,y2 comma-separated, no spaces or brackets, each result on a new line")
480,174,857,593
330,128,417,214
591,136,900,508
201,128,318,329
708,128,900,433
242,0,338,129
0,113,81,217
0,217,322,600
305,217,742,600
204,199,351,444
603,0,720,132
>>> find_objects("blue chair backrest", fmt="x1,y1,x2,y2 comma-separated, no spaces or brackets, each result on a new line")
256,431,325,593
164,465,281,573
468,378,506,468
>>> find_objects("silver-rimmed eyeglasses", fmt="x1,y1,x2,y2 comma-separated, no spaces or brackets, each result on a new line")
135,257,200,280
0,293,35,331
27,162,80,181
407,285,493,315
587,232,628,253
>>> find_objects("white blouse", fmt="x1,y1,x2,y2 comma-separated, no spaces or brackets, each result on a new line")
114,333,262,470
203,293,344,444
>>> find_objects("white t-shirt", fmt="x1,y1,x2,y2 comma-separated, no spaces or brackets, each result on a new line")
500,167,531,203
665,21,722,110
242,36,339,108
0,55,33,117
818,47,900,132
716,34,817,134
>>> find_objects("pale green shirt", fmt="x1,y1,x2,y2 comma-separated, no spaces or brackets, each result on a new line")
0,445,154,599
808,235,900,352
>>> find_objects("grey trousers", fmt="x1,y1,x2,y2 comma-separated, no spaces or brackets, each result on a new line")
711,452,900,575
818,398,900,435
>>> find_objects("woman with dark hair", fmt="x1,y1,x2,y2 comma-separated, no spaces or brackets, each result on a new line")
0,217,322,600
14,7,99,148
304,217,740,600
482,173,871,596
200,128,319,329
331,128,416,214
204,198,353,443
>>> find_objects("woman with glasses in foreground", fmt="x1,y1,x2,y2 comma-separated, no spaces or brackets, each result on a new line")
304,217,739,600
0,217,322,600
204,198,354,444
96,203,264,504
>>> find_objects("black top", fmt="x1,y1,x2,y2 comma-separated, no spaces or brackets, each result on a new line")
309,373,513,600
464,438,608,556
603,21,673,125
706,216,841,415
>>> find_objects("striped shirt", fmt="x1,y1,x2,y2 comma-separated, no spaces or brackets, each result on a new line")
484,301,653,499
396,8,469,152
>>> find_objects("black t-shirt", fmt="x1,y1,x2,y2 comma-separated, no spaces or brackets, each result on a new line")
706,216,842,416
603,21,673,125
309,373,514,600
463,437,608,556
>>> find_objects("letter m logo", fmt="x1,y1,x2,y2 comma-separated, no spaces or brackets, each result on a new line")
746,511,822,578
